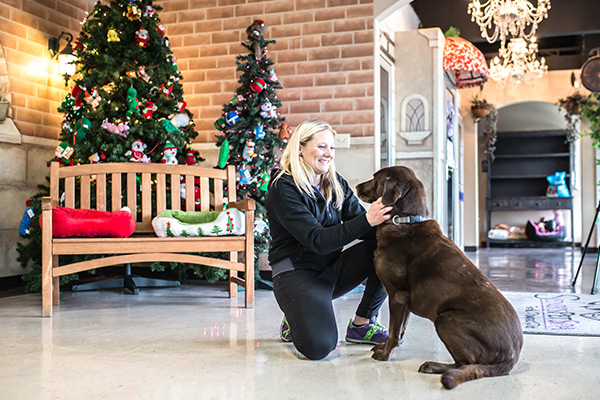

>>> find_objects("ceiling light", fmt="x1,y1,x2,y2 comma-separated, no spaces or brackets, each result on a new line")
467,0,551,44
489,36,548,86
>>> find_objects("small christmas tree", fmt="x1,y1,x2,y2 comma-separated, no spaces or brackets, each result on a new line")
214,20,289,279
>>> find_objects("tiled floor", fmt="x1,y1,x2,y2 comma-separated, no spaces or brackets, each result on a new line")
1,247,599,399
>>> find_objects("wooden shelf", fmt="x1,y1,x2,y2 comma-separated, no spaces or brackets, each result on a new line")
486,130,574,247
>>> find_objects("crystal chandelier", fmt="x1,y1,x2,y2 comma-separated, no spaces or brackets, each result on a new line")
467,0,551,44
489,36,548,86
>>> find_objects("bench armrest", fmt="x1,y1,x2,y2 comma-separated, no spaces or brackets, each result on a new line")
229,198,256,211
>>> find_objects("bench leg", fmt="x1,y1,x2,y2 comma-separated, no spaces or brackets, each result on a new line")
229,251,238,299
245,263,254,308
42,246,52,318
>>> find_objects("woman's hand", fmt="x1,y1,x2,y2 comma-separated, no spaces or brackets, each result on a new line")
366,197,393,227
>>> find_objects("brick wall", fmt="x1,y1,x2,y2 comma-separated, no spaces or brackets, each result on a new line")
0,0,94,140
0,0,375,143
159,0,376,143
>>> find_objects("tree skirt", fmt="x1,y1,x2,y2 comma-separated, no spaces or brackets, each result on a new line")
152,209,245,237
503,292,600,336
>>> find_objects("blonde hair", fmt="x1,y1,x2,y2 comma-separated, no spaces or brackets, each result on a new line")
275,120,345,209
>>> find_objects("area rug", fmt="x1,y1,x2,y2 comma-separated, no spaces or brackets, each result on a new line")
503,292,600,336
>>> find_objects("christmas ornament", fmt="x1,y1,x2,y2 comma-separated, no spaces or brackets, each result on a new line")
260,101,277,118
107,28,120,42
84,88,101,108
218,138,229,168
226,111,240,126
258,172,270,191
127,3,142,20
137,66,150,82
101,118,129,137
254,216,268,235
89,151,106,164
101,82,115,93
73,118,91,142
143,4,154,17
71,85,84,107
214,118,226,130
250,78,266,92
161,141,178,164
255,124,265,140
245,19,266,59
47,142,74,167
170,113,190,128
242,140,256,162
135,28,149,48
185,148,198,165
161,118,180,134
160,83,173,99
125,139,151,163
279,122,291,140
162,36,170,48
239,166,252,184
141,100,157,118
126,86,139,116
230,95,244,105
157,24,166,37
167,55,179,76
269,68,278,82
19,199,34,236
177,101,187,112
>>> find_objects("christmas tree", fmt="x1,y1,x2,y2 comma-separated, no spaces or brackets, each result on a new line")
54,0,198,165
214,20,289,278
17,0,208,291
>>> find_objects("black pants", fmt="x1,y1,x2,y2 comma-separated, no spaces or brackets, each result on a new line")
272,239,387,360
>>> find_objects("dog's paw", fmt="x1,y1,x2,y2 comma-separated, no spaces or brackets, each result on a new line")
418,361,451,374
371,349,391,361
371,342,386,352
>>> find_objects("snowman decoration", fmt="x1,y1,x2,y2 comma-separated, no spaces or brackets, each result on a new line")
126,139,151,163
161,141,178,165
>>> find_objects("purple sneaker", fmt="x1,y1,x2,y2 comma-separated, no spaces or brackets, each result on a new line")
280,317,292,342
345,317,388,344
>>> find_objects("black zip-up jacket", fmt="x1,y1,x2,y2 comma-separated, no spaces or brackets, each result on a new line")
266,172,374,271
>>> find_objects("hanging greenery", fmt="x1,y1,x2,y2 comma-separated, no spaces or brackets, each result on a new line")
470,95,497,160
580,93,600,149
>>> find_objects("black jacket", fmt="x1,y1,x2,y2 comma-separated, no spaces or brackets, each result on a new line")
266,172,374,271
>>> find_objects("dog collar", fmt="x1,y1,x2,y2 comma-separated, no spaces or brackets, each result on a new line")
385,215,426,225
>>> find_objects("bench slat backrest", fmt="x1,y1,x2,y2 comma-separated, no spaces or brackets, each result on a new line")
50,162,237,233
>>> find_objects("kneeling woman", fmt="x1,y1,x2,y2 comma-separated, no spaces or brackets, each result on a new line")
266,119,393,360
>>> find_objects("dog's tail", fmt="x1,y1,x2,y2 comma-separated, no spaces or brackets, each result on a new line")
441,360,516,389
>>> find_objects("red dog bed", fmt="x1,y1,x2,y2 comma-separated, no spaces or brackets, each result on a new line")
40,207,136,238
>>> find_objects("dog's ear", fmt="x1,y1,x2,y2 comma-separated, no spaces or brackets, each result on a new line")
381,177,401,206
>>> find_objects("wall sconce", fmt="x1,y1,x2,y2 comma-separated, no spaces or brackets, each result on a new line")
48,32,76,86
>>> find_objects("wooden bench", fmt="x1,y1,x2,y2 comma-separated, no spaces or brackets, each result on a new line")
41,162,255,317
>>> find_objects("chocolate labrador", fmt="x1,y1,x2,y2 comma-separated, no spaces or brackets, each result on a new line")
356,166,523,390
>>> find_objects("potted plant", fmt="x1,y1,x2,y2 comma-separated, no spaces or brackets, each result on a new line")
0,81,8,121
557,92,588,143
470,94,490,119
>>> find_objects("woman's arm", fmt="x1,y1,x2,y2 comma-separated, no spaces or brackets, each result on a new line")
267,179,372,255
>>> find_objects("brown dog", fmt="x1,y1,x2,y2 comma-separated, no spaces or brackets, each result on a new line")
356,166,523,389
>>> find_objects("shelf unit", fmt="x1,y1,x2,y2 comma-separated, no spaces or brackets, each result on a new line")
486,130,574,247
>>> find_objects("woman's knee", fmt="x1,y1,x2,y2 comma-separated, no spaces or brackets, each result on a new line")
296,337,337,360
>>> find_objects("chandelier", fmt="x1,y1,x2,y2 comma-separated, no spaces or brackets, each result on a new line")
489,37,548,86
467,0,551,44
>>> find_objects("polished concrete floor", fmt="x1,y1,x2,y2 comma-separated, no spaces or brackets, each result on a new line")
1,248,600,399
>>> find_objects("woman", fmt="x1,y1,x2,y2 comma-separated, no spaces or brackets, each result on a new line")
266,119,393,360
